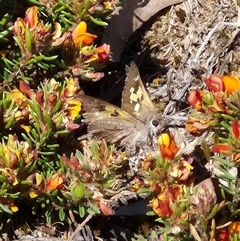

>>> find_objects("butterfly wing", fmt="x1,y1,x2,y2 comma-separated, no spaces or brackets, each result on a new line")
121,62,156,121
79,94,145,144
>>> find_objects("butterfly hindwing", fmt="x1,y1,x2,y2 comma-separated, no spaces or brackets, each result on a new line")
80,94,145,143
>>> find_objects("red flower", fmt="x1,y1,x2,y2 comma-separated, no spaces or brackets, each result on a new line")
96,44,110,64
205,74,240,95
99,201,115,216
187,90,204,111
211,144,230,154
19,80,32,97
24,6,38,29
217,229,230,241
232,119,240,139
205,74,224,92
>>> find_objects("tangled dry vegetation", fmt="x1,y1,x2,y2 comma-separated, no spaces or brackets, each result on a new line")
2,0,240,241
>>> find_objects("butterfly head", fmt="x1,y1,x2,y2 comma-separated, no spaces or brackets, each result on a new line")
148,115,167,139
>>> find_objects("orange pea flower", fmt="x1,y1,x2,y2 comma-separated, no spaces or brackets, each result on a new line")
95,43,110,64
150,184,182,217
46,172,65,191
209,92,229,113
222,75,240,95
13,6,49,54
10,89,28,108
169,160,193,182
229,222,240,237
232,152,240,163
72,21,97,47
63,78,80,98
13,6,39,37
158,132,179,160
185,116,210,135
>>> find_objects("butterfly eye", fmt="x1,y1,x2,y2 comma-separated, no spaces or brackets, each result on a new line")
152,119,159,127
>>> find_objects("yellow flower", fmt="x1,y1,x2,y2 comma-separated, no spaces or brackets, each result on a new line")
21,141,36,164
29,190,38,198
72,21,97,47
65,98,81,120
11,89,28,108
103,1,112,9
2,141,20,168
35,173,43,186
64,78,79,97
10,203,18,212
20,124,30,133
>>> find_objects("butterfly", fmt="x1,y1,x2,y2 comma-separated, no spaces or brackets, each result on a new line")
79,62,166,155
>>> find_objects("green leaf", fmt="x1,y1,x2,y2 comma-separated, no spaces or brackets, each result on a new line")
4,112,16,129
219,184,233,196
29,101,43,122
45,209,52,224
221,120,231,130
213,156,235,167
84,0,90,10
72,183,85,199
0,203,12,215
78,205,85,218
25,25,32,52
87,202,100,215
59,208,66,221
89,15,108,26
207,204,219,220
13,36,24,52
232,208,240,217
218,166,236,180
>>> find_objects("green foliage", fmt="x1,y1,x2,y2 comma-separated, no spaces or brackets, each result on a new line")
0,0,119,227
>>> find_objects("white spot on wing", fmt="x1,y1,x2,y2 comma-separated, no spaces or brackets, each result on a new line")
134,75,140,82
134,103,140,112
130,87,135,93
136,87,143,99
130,93,138,102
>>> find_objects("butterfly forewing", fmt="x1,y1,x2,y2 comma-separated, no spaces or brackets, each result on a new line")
122,62,156,121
